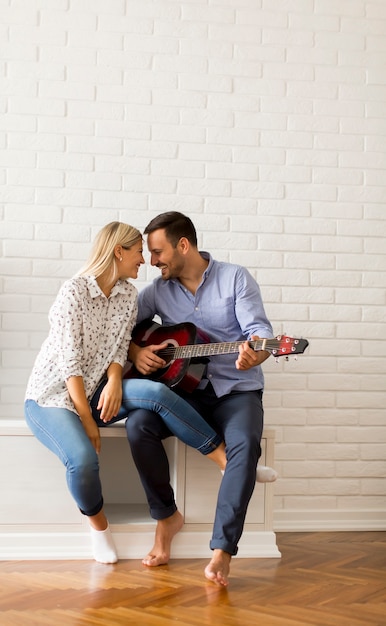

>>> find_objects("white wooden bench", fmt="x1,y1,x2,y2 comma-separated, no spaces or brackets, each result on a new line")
0,420,280,559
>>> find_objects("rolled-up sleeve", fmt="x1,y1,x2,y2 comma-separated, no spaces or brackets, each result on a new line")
49,282,85,380
234,267,273,339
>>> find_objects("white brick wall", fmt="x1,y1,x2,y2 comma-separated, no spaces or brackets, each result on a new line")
1,0,385,531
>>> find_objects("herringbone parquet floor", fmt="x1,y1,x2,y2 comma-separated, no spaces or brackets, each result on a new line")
0,531,385,626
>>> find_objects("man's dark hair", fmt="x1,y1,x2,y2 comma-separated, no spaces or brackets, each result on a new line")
144,212,198,248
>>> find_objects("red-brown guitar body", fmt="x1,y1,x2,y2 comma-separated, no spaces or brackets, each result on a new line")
123,319,211,392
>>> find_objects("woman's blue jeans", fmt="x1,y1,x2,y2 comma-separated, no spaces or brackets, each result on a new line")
24,378,222,517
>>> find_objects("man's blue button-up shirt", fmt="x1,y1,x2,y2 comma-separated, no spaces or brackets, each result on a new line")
137,252,273,397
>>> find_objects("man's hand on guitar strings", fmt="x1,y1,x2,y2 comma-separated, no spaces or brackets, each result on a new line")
134,343,168,376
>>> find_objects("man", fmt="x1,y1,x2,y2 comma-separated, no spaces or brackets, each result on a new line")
126,212,274,586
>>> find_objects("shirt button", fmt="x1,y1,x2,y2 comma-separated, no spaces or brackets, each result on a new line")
195,306,199,311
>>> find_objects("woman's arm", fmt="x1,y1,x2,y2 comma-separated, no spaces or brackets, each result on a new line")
66,376,101,453
96,362,123,423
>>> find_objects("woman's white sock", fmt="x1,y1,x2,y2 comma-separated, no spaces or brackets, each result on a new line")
220,465,278,483
90,524,118,564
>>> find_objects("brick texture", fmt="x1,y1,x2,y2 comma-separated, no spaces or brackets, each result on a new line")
1,0,385,530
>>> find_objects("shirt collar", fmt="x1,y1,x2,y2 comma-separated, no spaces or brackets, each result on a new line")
200,251,213,279
86,276,130,299
111,279,131,296
87,276,103,298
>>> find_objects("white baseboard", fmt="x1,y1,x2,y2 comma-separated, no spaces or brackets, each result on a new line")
273,509,386,532
0,529,281,560
0,532,91,560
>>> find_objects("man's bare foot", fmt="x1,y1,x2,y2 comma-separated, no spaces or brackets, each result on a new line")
142,510,184,567
204,549,231,586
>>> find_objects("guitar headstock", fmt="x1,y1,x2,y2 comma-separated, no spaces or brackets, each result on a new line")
271,335,309,357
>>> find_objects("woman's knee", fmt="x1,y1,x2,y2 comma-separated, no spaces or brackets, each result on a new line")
66,444,98,474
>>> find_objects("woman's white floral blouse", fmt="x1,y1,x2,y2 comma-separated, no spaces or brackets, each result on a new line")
26,275,138,413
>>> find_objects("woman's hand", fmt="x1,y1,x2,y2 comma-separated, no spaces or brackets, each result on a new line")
66,376,102,452
82,418,101,454
97,377,122,423
97,363,123,423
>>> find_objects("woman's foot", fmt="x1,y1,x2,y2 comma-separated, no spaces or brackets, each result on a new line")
220,465,278,483
256,465,278,483
89,523,118,564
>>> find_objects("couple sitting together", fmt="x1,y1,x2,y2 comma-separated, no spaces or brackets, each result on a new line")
24,211,277,587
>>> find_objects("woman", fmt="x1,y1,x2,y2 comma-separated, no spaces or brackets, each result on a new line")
24,221,234,565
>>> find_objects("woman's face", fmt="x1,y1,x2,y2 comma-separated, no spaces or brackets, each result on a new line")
119,239,145,279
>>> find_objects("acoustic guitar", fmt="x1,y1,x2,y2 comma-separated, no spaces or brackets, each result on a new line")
123,319,309,392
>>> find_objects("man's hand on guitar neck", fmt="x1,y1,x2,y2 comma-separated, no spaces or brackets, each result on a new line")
128,341,167,376
235,336,271,371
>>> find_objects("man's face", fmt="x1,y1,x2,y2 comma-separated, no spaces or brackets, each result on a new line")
147,229,185,280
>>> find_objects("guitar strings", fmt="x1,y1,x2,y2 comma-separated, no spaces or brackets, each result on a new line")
155,338,304,359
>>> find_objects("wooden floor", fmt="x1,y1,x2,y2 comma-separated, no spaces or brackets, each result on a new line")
0,531,385,626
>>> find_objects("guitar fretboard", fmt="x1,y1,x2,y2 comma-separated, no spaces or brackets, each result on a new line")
166,339,282,360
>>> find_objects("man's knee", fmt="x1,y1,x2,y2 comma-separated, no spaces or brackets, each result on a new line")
125,408,168,443
228,434,261,468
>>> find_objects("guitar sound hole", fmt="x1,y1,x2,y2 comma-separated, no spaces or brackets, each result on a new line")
157,343,175,365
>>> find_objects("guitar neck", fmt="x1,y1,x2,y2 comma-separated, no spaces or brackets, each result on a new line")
174,338,278,360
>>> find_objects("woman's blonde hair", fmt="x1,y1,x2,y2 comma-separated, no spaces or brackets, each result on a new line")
78,221,142,279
